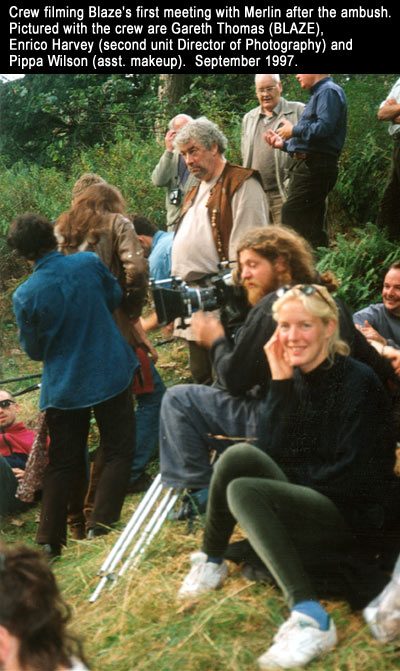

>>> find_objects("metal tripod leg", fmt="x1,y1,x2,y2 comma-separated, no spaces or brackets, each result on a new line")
117,487,179,578
89,474,179,602
95,474,163,577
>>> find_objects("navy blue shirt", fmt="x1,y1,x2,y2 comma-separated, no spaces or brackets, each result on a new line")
285,77,347,157
13,251,138,410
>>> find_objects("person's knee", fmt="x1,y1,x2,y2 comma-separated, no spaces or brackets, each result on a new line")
160,385,189,417
214,442,252,472
227,476,260,513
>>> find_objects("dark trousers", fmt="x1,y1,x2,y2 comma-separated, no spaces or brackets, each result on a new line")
202,444,353,608
188,341,213,385
0,456,29,521
282,155,338,248
377,143,400,240
37,386,135,546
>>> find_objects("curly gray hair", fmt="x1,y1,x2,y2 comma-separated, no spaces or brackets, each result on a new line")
174,116,228,154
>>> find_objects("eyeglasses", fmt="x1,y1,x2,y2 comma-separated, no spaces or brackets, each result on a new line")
276,284,332,308
257,86,278,94
0,400,16,409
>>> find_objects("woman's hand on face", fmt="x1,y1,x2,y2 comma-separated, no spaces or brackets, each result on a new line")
264,327,293,380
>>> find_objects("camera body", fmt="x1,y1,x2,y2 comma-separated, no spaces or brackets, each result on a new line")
151,268,249,335
169,188,182,206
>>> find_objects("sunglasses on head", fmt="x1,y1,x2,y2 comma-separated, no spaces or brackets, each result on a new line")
276,284,331,307
0,400,16,409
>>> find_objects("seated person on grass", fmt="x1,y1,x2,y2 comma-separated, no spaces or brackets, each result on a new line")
159,227,396,520
353,261,400,350
177,285,400,670
0,389,36,522
0,542,89,670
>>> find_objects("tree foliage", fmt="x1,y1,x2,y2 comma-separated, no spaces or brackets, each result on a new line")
0,73,397,250
0,74,158,167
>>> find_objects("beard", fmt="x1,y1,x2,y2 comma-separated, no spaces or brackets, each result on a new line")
244,283,267,306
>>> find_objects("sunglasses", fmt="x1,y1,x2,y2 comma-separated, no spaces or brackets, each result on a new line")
0,399,16,409
276,284,332,308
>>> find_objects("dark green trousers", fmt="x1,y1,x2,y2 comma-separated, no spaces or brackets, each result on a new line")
202,443,353,607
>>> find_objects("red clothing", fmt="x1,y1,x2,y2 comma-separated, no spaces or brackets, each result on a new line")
0,422,36,458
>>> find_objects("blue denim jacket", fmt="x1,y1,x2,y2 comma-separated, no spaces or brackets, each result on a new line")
13,251,137,410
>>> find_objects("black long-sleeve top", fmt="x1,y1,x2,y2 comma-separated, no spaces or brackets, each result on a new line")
257,355,400,541
211,291,397,398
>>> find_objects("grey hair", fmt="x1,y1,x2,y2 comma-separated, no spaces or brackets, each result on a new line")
168,114,193,130
174,116,228,154
255,74,281,85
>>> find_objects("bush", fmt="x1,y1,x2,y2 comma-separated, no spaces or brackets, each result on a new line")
73,131,165,227
317,223,400,311
0,160,71,235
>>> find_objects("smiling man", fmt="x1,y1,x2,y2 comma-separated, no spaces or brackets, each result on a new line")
171,116,269,384
241,74,304,224
0,390,36,521
353,261,400,349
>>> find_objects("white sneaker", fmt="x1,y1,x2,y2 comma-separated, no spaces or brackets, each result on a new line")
178,552,228,598
363,556,400,642
257,612,337,669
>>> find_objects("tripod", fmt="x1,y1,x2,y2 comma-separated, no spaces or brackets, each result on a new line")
89,474,179,602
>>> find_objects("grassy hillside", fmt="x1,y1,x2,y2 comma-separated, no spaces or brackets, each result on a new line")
1,314,399,671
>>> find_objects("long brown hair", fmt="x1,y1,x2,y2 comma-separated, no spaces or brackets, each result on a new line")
56,182,126,249
0,543,88,671
236,225,317,285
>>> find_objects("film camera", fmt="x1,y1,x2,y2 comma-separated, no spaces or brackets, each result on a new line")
151,267,249,335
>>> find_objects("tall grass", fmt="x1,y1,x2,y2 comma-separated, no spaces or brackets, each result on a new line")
2,500,398,671
1,329,399,671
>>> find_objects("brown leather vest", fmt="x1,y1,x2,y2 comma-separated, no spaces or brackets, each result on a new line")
177,163,259,261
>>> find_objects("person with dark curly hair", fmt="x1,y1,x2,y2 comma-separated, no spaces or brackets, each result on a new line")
0,542,89,670
8,213,138,557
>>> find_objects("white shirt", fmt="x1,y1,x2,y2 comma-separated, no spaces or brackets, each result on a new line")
380,77,400,137
172,173,269,282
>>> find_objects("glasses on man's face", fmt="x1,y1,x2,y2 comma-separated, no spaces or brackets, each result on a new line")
276,284,332,308
257,86,278,94
0,400,15,410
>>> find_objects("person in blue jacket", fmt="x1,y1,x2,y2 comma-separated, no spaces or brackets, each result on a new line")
8,213,138,558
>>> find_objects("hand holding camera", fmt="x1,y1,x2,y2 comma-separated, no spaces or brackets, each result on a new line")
192,311,225,349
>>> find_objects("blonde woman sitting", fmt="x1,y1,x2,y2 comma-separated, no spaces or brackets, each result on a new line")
177,285,400,669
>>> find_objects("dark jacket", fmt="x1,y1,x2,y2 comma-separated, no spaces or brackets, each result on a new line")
258,355,400,542
211,291,397,398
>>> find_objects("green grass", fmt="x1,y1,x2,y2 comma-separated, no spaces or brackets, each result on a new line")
1,290,399,671
3,502,399,671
